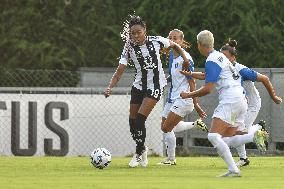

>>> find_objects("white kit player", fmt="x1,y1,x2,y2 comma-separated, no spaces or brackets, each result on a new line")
180,30,250,177
181,31,280,177
220,39,282,166
159,29,208,165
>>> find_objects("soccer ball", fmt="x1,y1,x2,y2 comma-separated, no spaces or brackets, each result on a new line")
90,148,111,169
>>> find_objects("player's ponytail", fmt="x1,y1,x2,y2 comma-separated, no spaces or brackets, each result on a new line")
220,38,238,56
227,38,237,48
161,29,191,60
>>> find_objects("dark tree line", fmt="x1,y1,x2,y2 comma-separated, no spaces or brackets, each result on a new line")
0,0,284,70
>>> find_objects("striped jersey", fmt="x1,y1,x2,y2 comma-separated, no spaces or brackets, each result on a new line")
119,36,170,91
167,50,194,102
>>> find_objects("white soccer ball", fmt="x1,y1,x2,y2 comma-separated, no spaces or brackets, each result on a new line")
90,148,111,169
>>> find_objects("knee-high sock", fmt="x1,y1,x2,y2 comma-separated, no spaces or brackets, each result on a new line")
135,113,147,155
164,131,176,160
173,121,195,132
222,125,261,158
235,144,247,159
248,124,262,134
129,118,136,142
222,132,255,148
236,124,262,159
208,133,239,173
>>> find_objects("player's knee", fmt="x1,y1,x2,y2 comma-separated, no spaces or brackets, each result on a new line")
160,119,165,132
162,123,172,133
207,133,221,148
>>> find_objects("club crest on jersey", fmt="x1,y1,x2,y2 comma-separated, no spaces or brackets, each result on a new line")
217,56,223,62
143,56,157,70
232,73,240,80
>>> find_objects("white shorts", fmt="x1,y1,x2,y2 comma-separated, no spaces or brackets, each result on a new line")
162,98,194,118
238,100,261,132
212,99,248,128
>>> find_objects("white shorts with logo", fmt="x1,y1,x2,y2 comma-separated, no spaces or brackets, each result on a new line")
162,98,194,118
212,98,248,128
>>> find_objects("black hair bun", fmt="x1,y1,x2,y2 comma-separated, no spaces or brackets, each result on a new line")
228,39,237,47
129,15,146,28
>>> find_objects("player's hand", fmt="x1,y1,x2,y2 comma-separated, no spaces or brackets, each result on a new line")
104,87,112,98
195,104,207,118
182,61,190,71
180,91,190,99
179,70,192,76
272,95,282,104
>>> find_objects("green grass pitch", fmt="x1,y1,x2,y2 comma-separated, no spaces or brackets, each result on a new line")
1,156,284,189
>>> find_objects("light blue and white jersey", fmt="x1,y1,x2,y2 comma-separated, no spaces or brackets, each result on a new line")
167,49,194,102
205,50,245,103
234,62,261,108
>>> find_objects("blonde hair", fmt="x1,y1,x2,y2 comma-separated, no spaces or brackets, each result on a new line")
161,29,191,56
169,29,191,49
197,30,214,48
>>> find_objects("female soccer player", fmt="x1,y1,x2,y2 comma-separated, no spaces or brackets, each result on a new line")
220,39,282,166
180,30,247,177
104,15,190,168
180,36,281,175
159,29,208,165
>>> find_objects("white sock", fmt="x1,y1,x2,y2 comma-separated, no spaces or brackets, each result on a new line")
235,144,247,159
173,121,195,132
222,133,254,148
164,131,176,160
248,124,262,134
208,133,239,173
226,125,261,159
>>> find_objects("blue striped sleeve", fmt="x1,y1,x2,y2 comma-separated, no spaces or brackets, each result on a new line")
205,61,222,83
186,59,194,80
239,68,257,82
168,51,174,75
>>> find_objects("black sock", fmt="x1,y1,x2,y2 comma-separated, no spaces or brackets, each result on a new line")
135,113,147,155
129,118,136,141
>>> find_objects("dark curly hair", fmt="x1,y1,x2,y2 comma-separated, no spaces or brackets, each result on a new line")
129,15,146,29
120,14,146,43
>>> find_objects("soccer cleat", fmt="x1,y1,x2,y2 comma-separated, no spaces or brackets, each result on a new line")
236,158,250,167
157,158,176,165
253,130,269,152
194,118,209,132
129,154,142,168
218,170,241,177
140,146,149,167
258,120,267,131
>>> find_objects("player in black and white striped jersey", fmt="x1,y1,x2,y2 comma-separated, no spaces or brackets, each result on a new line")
104,15,190,168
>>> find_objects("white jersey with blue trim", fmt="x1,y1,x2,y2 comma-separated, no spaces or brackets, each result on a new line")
167,50,194,102
205,50,245,103
234,62,261,107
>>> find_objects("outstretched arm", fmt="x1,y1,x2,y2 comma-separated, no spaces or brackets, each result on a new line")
188,79,207,118
169,41,190,70
256,73,282,104
180,70,205,80
180,82,215,99
104,64,126,98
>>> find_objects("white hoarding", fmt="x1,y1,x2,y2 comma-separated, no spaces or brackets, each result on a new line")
0,94,163,157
